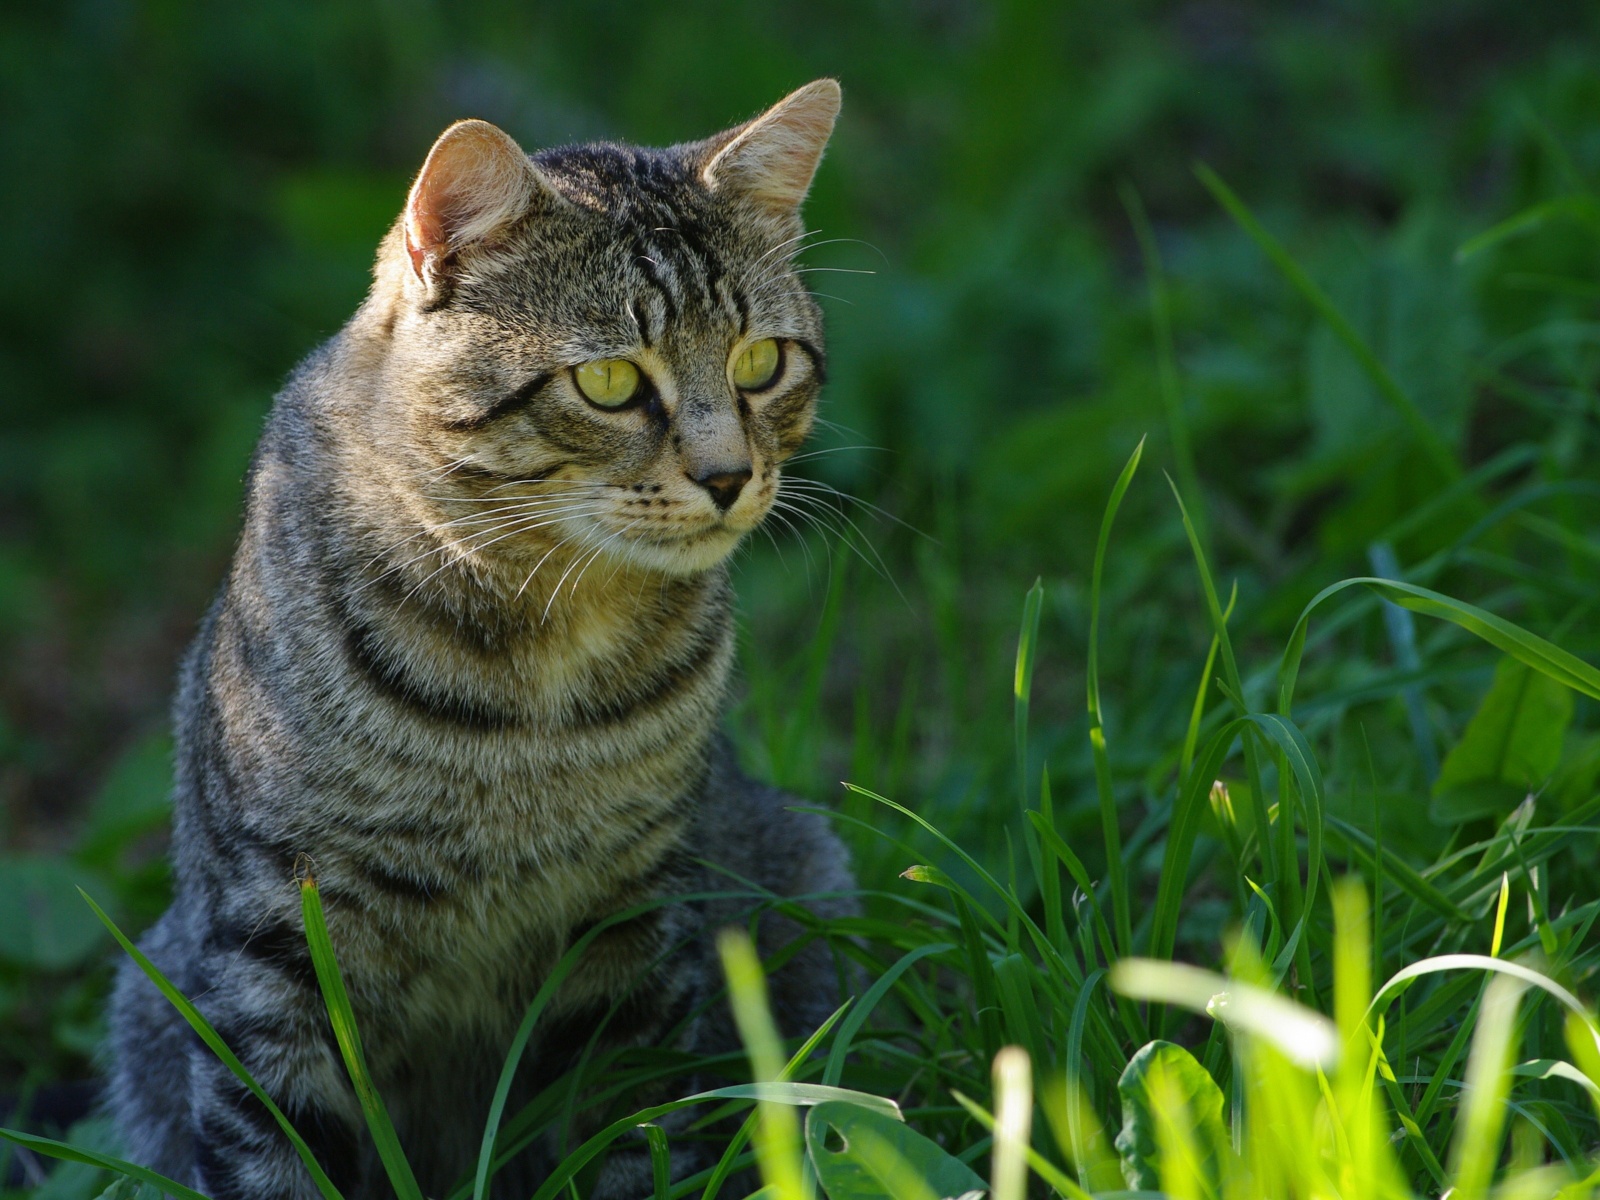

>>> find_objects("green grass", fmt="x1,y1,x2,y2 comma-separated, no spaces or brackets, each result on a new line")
8,3,1600,1197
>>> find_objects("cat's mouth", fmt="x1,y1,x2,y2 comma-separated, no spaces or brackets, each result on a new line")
601,517,751,576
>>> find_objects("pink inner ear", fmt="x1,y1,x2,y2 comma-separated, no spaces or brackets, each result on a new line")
404,120,537,281
406,206,443,276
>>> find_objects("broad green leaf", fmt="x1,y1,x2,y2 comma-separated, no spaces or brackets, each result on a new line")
0,858,113,970
1432,656,1572,822
805,1101,985,1200
1114,1041,1230,1193
524,1084,900,1200
80,732,173,856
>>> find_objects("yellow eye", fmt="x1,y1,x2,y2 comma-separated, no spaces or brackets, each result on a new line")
573,359,642,408
731,338,781,391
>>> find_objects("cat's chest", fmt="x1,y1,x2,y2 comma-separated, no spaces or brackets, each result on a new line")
280,600,728,834
331,849,670,1045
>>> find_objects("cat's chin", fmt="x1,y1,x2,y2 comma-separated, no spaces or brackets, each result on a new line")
610,526,747,576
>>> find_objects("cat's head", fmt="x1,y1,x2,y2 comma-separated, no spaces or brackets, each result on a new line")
369,80,839,582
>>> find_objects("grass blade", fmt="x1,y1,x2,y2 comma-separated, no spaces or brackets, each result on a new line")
1280,577,1600,717
705,1003,851,1200
78,888,346,1200
299,873,424,1200
1088,438,1144,958
1450,974,1529,1200
822,942,953,1087
720,928,809,1200
955,1091,1095,1200
990,1047,1032,1200
645,1124,672,1200
471,889,765,1200
1014,576,1044,809
0,1127,214,1200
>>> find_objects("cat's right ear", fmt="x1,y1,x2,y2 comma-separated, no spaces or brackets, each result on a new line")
404,120,547,291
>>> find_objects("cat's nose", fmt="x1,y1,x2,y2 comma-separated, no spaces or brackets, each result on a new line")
691,466,752,512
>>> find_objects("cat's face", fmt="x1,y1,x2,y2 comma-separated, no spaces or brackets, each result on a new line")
377,82,838,580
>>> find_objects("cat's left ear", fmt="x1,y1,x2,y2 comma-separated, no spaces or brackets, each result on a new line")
404,119,551,289
702,79,841,214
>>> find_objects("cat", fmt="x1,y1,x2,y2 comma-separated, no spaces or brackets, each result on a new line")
106,79,855,1199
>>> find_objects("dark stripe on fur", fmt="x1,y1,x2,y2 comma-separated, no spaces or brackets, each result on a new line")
632,235,679,324
571,627,722,727
437,372,554,432
211,917,320,993
352,855,446,902
343,617,520,732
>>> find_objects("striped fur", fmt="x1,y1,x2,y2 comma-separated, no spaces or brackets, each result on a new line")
107,81,854,1199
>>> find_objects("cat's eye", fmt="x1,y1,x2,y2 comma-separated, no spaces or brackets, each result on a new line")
731,338,781,391
573,359,642,408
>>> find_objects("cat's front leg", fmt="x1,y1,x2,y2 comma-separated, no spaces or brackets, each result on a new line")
188,971,366,1198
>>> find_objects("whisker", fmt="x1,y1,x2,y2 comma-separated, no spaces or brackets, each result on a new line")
578,518,648,598
778,476,931,541
367,505,608,600
423,480,617,502
397,509,605,609
780,445,890,465
350,494,602,580
513,534,578,603
542,524,623,622
770,486,905,602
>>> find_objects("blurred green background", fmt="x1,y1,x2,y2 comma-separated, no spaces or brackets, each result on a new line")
3,0,1600,1133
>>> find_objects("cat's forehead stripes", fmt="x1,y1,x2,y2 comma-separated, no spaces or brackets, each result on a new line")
531,143,766,340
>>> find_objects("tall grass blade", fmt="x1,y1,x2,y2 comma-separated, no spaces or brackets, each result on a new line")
0,1127,212,1200
299,873,423,1200
1166,477,1276,901
720,928,810,1200
645,1124,672,1200
956,1089,1094,1200
1014,577,1044,809
990,1048,1032,1200
78,888,346,1200
1492,873,1511,957
705,1004,850,1200
1280,577,1600,716
1180,583,1236,783
1121,186,1207,552
870,789,1085,992
1450,974,1529,1200
473,889,762,1200
1089,438,1144,957
1110,959,1339,1070
822,944,952,1087
524,1083,899,1200
1370,953,1600,1062
1456,194,1600,261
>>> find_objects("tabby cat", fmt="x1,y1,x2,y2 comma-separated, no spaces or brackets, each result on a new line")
107,80,855,1199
